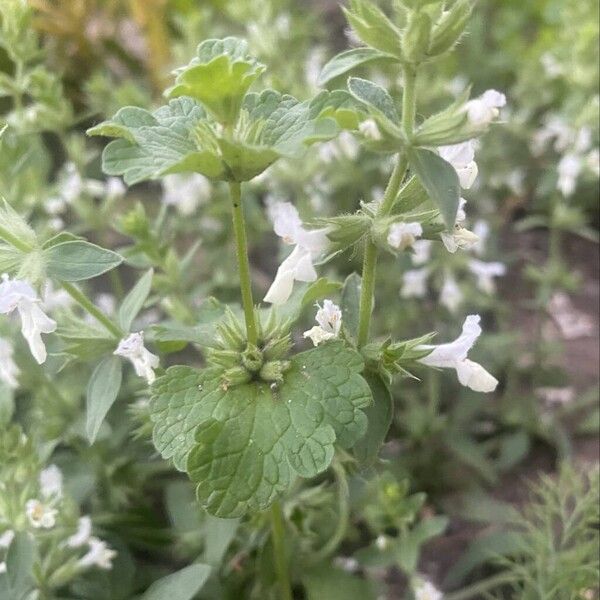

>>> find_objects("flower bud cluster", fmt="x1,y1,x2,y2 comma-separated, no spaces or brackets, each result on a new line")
207,309,292,388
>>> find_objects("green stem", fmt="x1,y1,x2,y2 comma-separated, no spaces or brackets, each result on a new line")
356,155,409,347
270,501,292,600
402,64,418,138
62,282,123,339
229,181,258,345
445,572,515,600
0,223,32,253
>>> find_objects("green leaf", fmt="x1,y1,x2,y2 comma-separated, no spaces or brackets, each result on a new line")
44,240,123,282
86,356,123,443
406,147,460,230
165,37,265,124
141,563,212,600
303,565,377,600
347,77,400,126
88,97,225,184
203,515,239,566
353,373,393,466
118,269,153,332
0,197,36,249
318,48,397,86
310,90,364,130
5,532,36,600
340,273,361,343
152,342,371,517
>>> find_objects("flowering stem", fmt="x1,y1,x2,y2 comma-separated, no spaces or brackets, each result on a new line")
270,500,292,600
357,155,409,347
229,182,258,345
61,282,124,339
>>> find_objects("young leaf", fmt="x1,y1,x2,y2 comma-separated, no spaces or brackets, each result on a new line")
86,356,123,443
406,147,460,229
44,240,123,282
118,269,153,332
353,373,393,465
141,563,212,600
318,48,398,86
165,37,265,124
347,77,400,126
151,342,372,517
340,273,362,343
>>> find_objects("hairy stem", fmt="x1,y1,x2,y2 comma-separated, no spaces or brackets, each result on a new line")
356,64,418,348
229,181,258,345
270,501,292,600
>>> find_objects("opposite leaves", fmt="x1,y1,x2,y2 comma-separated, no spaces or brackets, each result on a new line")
150,342,372,517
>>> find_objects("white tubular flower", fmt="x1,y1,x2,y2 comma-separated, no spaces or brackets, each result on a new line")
411,240,432,265
26,499,58,529
414,579,444,600
315,300,342,336
0,563,5,574
440,199,479,254
304,300,342,346
0,530,14,548
0,275,57,364
557,153,582,197
465,89,506,127
78,537,117,570
161,173,212,215
114,332,159,384
472,220,490,256
401,268,429,299
264,201,329,305
0,337,19,389
438,141,479,189
387,222,423,251
358,118,382,141
40,465,63,499
67,516,93,548
418,315,498,393
439,274,463,313
468,259,506,294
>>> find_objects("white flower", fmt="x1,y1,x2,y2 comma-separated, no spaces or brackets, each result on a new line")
401,268,429,299
40,465,63,499
0,562,5,574
465,89,506,126
161,174,212,215
264,201,329,305
58,163,105,203
0,530,14,548
439,274,463,313
472,220,490,256
78,537,117,570
440,200,479,253
0,275,57,364
67,516,93,548
318,132,359,163
557,153,582,197
304,300,342,346
418,315,498,393
104,177,126,199
541,52,562,78
411,240,432,265
414,579,443,600
333,556,359,573
114,332,159,384
468,259,506,294
0,337,19,388
26,499,58,529
387,222,423,251
438,141,479,189
42,281,73,312
359,118,382,141
375,535,389,551
586,148,600,176
304,46,325,90
536,387,574,406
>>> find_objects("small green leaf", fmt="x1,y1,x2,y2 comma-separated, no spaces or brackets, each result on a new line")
318,48,397,86
118,269,153,332
353,373,393,465
86,356,123,443
340,273,361,343
141,563,212,600
44,240,123,282
165,37,265,124
5,532,36,599
347,77,400,126
203,515,239,566
406,147,460,229
152,342,371,517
